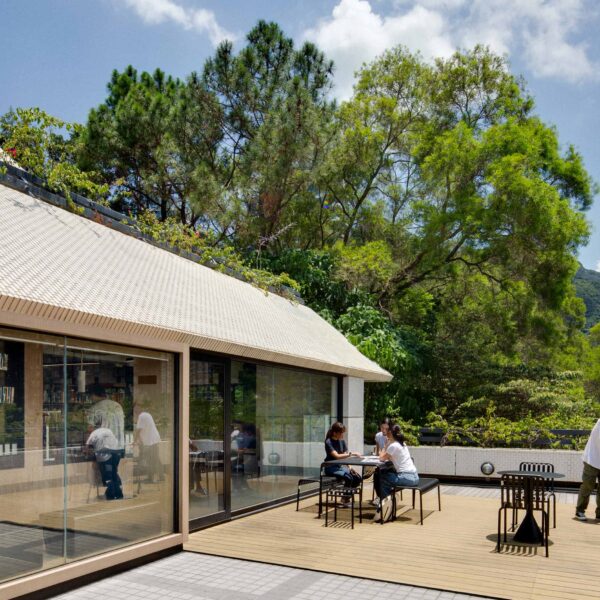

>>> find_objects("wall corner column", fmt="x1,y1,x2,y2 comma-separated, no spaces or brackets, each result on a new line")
342,376,364,453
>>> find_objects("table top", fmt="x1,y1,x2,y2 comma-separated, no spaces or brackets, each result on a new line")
497,470,564,478
323,455,386,467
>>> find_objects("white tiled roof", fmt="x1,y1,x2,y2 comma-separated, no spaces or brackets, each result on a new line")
0,183,391,381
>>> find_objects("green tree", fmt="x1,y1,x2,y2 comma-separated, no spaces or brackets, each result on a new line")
0,107,106,205
203,20,336,248
78,67,223,226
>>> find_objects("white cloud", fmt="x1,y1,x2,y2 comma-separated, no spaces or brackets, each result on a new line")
120,0,234,46
304,0,454,98
303,0,598,98
596,259,600,272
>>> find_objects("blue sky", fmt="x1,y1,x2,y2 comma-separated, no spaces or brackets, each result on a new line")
2,0,599,270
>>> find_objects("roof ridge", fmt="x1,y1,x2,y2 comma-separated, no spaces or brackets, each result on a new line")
0,160,303,303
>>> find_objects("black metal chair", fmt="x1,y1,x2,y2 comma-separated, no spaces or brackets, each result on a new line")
324,486,361,529
295,465,340,515
497,474,549,557
519,461,556,528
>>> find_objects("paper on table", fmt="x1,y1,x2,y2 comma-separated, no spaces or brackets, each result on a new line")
361,456,380,462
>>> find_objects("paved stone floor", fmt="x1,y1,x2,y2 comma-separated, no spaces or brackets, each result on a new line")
51,552,493,600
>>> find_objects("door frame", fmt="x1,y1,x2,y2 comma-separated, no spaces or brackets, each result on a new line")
189,352,232,531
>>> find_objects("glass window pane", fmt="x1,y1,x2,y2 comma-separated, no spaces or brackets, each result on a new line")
189,357,225,522
231,361,336,511
63,343,175,561
0,334,66,584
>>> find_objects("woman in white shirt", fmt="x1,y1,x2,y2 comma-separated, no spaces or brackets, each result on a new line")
374,424,419,521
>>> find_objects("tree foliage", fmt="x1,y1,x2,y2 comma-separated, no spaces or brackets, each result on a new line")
2,25,597,446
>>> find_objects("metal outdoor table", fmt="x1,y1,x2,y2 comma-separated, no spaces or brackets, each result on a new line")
322,456,387,509
497,470,564,543
324,456,386,468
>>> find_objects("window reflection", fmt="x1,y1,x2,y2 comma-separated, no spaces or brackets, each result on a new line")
231,361,337,511
0,330,175,585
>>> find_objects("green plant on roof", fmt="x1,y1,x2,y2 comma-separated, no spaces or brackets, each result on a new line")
0,107,108,210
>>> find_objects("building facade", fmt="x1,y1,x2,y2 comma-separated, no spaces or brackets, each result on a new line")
0,170,390,598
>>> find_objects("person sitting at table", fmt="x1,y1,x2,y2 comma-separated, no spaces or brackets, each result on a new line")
374,424,419,521
375,417,391,454
323,422,362,506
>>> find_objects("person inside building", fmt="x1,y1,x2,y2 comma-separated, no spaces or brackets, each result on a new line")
86,416,124,500
323,421,362,506
86,385,125,454
134,410,162,483
576,417,600,521
374,423,419,521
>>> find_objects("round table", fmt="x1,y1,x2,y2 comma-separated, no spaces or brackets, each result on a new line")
497,470,564,543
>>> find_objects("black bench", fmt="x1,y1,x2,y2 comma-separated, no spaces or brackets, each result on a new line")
296,473,341,516
388,477,441,525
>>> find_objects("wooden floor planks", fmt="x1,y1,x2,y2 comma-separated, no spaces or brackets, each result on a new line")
185,487,600,600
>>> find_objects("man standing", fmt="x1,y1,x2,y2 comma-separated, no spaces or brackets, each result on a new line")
87,418,124,500
576,418,600,521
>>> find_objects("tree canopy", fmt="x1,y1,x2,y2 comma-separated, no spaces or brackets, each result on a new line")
2,23,597,444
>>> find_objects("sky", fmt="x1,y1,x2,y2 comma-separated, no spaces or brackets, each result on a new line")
1,0,599,269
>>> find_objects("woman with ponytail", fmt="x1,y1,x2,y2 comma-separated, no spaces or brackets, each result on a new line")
374,423,419,521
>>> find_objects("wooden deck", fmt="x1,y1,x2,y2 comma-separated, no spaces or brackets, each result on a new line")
185,485,600,600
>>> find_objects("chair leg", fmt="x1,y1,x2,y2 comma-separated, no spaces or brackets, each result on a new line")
351,493,355,529
391,490,397,522
504,505,508,542
296,486,300,511
359,489,363,524
553,495,556,528
359,485,363,524
497,508,502,552
325,492,329,527
437,485,441,511
544,509,549,557
412,489,415,509
334,494,338,524
419,491,423,525
318,478,323,518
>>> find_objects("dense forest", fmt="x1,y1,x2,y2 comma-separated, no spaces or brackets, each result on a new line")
2,21,599,447
574,265,600,331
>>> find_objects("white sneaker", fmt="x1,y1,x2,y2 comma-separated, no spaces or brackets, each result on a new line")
381,495,393,522
576,511,587,521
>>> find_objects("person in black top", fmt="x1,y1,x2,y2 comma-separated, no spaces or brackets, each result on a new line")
324,422,362,503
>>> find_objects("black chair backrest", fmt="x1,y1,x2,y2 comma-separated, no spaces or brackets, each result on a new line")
529,475,547,511
519,461,555,491
500,474,526,509
519,461,555,473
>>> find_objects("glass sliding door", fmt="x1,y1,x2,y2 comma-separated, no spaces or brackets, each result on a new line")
189,355,228,525
230,360,337,512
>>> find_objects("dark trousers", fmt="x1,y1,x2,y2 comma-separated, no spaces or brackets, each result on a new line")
576,462,600,517
324,465,362,489
98,452,123,500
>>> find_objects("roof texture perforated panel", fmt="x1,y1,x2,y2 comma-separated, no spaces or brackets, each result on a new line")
0,184,391,381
